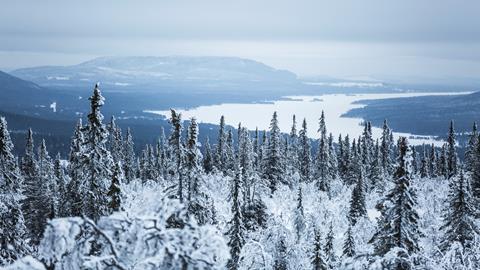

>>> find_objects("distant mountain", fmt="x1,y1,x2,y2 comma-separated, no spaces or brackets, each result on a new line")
344,91,480,137
11,56,298,92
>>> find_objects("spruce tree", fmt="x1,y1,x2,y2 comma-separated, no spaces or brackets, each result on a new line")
215,115,227,173
81,83,114,221
203,137,214,173
225,129,235,173
66,119,84,217
122,128,136,182
439,169,479,251
348,171,367,226
311,228,327,270
273,236,288,270
264,112,284,193
226,163,245,270
464,122,478,173
446,120,458,178
53,153,67,217
324,223,336,268
342,225,355,258
294,186,305,241
429,144,437,178
109,116,124,163
370,140,384,192
0,117,29,264
370,137,421,260
420,144,429,179
185,117,201,201
315,111,330,192
299,118,311,182
107,161,123,212
168,109,184,202
380,120,393,174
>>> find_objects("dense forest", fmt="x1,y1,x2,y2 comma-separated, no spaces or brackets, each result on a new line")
1,84,479,270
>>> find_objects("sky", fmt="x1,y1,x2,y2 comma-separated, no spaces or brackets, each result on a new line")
1,0,479,83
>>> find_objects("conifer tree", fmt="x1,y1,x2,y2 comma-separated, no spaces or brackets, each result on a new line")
429,144,437,178
464,122,478,173
342,225,355,258
215,115,227,173
446,120,458,178
109,116,124,163
440,169,479,251
107,161,123,212
380,120,393,174
411,146,418,175
348,171,367,226
53,153,67,217
66,119,84,217
420,144,429,179
253,127,260,169
264,112,284,193
324,223,336,268
370,137,421,260
20,129,39,240
273,236,288,270
185,117,201,201
312,228,327,270
438,144,448,179
0,117,29,264
81,84,114,221
299,118,311,182
168,109,184,202
294,186,305,241
203,137,214,173
315,111,330,192
225,129,236,174
122,128,136,182
327,133,338,180
370,140,384,192
226,163,245,270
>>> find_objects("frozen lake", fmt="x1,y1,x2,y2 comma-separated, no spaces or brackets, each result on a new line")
146,92,470,146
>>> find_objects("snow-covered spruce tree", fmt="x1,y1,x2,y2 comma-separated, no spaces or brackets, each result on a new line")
311,227,328,270
438,144,448,179
227,163,245,270
122,128,136,183
238,127,254,203
370,137,421,267
273,235,288,270
294,185,305,242
0,117,29,264
225,129,236,174
361,122,373,173
324,223,336,268
464,122,478,173
345,139,361,186
81,83,114,221
203,137,214,174
108,116,124,163
107,161,123,213
380,119,393,175
327,133,338,180
53,153,67,217
215,115,227,173
289,115,299,172
298,118,311,183
419,144,429,179
370,139,384,192
446,120,458,179
264,112,284,193
168,109,185,202
185,117,201,200
411,145,418,176
158,127,169,179
429,144,438,178
65,119,84,217
340,135,352,181
348,170,367,226
342,225,355,258
315,111,330,192
439,169,479,252
253,127,260,169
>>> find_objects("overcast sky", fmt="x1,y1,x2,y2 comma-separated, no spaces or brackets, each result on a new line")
1,0,479,82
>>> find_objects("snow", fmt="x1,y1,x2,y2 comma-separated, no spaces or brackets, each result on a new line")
49,102,56,112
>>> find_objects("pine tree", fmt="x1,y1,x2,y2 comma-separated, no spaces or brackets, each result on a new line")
107,162,123,212
464,122,478,173
446,120,458,178
81,83,114,221
370,137,421,259
299,118,311,182
203,137,214,173
168,109,184,202
226,164,245,270
264,112,284,193
439,169,479,251
342,225,355,258
348,171,367,226
122,128,136,182
0,117,29,264
311,228,327,270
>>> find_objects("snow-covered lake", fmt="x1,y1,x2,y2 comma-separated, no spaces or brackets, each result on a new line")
146,92,470,146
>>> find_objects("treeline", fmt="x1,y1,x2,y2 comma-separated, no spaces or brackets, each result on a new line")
0,84,479,269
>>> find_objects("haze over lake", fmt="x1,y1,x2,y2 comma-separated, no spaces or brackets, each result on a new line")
146,92,471,145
